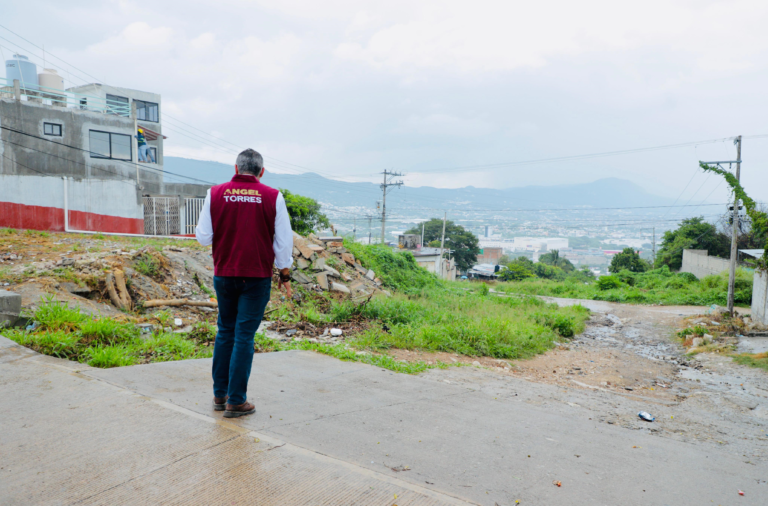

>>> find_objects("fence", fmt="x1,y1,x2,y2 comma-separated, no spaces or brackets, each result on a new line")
184,198,205,235
0,77,132,116
680,249,730,279
143,197,180,235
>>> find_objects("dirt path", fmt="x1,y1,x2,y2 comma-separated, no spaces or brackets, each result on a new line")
411,297,768,465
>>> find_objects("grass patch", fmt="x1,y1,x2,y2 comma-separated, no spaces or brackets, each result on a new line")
344,240,441,292
732,353,768,371
254,334,459,374
499,266,753,306
2,297,212,368
134,253,161,278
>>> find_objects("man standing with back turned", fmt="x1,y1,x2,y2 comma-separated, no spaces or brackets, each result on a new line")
195,149,293,418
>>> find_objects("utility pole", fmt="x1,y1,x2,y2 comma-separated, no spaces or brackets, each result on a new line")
727,135,742,315
440,212,447,277
367,216,373,245
380,170,404,245
421,222,425,248
652,227,656,265
353,217,357,241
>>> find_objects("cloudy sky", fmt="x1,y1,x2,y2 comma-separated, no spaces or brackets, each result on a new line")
4,0,768,202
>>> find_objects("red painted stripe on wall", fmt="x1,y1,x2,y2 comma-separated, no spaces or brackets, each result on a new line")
0,201,143,234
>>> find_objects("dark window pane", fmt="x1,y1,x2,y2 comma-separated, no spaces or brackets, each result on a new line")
135,99,159,122
89,131,111,158
110,133,132,160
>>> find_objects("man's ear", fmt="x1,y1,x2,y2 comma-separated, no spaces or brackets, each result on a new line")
259,167,265,179
234,165,239,175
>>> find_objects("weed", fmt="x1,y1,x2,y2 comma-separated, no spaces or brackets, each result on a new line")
134,254,160,278
678,326,706,338
84,345,138,367
501,266,753,307
1,227,17,235
193,272,215,298
153,310,173,328
80,318,139,344
92,233,105,240
732,353,768,371
32,296,86,331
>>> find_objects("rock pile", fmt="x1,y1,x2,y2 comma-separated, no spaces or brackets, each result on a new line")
290,233,390,298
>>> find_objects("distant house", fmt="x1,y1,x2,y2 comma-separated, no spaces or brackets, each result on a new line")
0,58,209,235
406,246,457,281
477,247,503,265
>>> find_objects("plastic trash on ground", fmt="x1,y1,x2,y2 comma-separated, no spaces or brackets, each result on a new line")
638,411,655,422
330,328,343,336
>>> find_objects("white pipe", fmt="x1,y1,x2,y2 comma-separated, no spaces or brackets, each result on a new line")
61,176,195,240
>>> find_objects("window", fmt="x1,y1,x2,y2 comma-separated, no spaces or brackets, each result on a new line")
148,146,158,164
135,99,159,122
106,94,129,116
89,130,132,161
43,123,62,136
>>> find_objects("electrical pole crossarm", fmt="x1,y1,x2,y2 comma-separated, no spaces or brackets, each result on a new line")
379,169,404,245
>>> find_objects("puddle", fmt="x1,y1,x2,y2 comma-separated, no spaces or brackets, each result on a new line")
737,336,768,354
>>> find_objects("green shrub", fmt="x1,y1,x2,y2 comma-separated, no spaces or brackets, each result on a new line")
597,275,622,291
32,296,86,330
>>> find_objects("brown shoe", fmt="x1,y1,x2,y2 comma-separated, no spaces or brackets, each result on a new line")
223,401,256,418
213,396,228,411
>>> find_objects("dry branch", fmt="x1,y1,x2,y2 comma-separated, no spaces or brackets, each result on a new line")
106,270,132,310
143,298,218,308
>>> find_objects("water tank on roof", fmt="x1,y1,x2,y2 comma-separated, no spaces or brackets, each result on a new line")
38,68,63,92
5,54,38,90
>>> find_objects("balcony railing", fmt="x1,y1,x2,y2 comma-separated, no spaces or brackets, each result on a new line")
0,77,132,117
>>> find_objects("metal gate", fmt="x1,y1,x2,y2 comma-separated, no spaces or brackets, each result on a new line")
143,197,180,235
184,198,206,235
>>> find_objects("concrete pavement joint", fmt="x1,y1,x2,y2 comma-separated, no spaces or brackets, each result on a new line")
75,361,477,505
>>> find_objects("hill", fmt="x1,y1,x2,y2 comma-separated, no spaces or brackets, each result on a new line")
164,157,674,210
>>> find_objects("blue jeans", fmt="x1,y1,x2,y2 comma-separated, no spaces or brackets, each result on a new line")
212,276,272,406
138,144,154,163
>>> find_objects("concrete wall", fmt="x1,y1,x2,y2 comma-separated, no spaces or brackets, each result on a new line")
162,182,211,198
681,249,730,279
0,174,143,233
753,270,768,325
0,98,164,194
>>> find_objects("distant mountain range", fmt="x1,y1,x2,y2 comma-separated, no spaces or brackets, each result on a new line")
164,156,675,211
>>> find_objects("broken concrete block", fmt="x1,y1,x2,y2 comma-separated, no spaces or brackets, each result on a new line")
349,280,367,294
318,236,343,243
291,271,312,284
331,282,350,294
60,258,75,267
341,253,356,265
293,246,301,257
296,257,310,270
703,334,713,344
327,241,344,248
307,244,325,253
0,290,21,328
323,265,340,278
691,337,704,347
293,234,315,259
315,272,329,290
354,263,367,274
311,258,326,271
59,282,91,296
365,269,375,280
341,273,352,282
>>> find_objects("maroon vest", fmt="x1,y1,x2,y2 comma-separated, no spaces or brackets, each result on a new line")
210,174,279,278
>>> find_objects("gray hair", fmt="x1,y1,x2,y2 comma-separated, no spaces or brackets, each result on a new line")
236,149,264,176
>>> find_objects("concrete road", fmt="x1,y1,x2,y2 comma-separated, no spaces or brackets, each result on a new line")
3,334,764,506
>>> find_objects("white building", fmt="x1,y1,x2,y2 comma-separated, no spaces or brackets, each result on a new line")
513,237,568,252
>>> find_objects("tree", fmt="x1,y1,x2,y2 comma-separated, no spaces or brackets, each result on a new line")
405,219,480,272
498,262,534,281
655,217,730,270
609,248,650,273
280,188,331,236
538,250,575,272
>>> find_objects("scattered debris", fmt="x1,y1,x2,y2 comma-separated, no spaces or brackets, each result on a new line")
638,411,655,422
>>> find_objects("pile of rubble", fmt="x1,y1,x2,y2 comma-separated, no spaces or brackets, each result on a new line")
289,233,390,298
